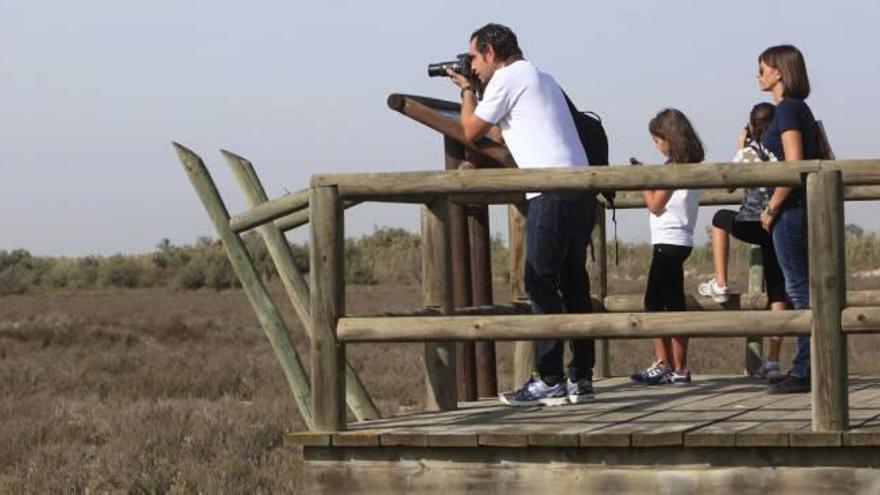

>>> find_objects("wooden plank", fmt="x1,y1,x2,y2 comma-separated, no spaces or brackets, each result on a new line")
332,432,380,447
591,204,610,378
285,432,331,447
229,188,309,233
223,150,380,422
428,434,479,447
509,201,535,387
807,170,849,432
337,310,812,342
173,143,315,430
379,432,429,447
789,431,841,447
310,186,346,431
745,246,765,375
528,433,579,447
479,433,528,447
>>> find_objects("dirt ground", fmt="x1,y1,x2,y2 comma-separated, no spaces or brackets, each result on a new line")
1,276,878,492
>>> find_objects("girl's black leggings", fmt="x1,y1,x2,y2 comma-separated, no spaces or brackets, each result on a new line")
644,244,693,312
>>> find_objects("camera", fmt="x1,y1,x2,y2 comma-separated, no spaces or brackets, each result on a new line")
427,53,483,98
427,53,474,78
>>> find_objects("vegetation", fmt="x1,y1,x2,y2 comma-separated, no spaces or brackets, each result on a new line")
1,223,878,296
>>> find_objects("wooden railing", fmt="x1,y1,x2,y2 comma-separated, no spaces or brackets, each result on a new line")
304,160,880,433
175,140,880,436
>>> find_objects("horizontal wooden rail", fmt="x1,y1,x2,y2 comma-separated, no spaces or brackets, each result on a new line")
337,309,814,342
338,306,880,342
610,185,880,209
276,200,360,233
230,188,309,234
605,290,880,312
311,160,880,199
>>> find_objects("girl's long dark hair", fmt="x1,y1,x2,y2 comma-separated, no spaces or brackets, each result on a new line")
648,108,705,164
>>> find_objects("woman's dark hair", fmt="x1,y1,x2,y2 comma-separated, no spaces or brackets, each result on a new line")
749,102,776,144
470,23,523,61
759,45,811,99
648,108,705,164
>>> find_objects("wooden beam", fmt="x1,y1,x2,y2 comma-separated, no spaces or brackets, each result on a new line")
807,170,848,432
745,246,765,375
508,201,534,386
222,150,380,422
229,188,309,233
386,93,516,167
311,160,880,199
310,186,346,431
421,200,457,411
591,204,610,378
172,143,314,429
336,310,812,342
274,200,360,233
603,293,769,312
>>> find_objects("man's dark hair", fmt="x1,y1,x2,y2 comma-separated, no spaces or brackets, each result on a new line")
470,23,523,61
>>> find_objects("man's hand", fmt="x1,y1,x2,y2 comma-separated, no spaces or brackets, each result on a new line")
445,67,471,89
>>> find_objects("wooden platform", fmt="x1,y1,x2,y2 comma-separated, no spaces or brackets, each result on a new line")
288,376,880,494
289,375,880,449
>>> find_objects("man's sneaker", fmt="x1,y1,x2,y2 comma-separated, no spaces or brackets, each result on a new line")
630,361,674,385
566,377,595,404
767,374,810,394
671,370,692,385
755,361,782,381
698,278,730,303
499,376,568,407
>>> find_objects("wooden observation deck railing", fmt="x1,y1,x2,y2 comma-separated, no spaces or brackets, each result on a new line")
303,159,880,434
174,99,880,439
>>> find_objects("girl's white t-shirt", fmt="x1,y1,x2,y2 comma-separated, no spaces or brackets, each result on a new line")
649,188,702,247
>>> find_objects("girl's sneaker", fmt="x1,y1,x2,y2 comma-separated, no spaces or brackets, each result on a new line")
671,370,692,385
566,377,595,404
756,361,782,381
630,361,673,385
698,278,730,303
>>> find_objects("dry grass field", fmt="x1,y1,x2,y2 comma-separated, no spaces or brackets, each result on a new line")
1,270,879,492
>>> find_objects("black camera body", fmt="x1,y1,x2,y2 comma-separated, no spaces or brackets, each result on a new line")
427,53,482,98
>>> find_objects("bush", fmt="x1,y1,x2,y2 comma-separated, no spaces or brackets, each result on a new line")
98,255,145,289
0,265,32,295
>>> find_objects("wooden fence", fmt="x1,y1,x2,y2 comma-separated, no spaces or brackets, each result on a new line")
175,142,880,435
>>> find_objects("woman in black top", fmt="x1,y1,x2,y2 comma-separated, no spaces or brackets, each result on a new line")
756,45,822,394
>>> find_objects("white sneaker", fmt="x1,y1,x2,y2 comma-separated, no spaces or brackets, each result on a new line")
755,361,782,380
698,278,730,303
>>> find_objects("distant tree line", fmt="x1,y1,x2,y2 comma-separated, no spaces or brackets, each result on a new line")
0,224,876,296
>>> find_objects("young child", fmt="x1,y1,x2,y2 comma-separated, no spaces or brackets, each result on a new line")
697,103,787,380
631,108,704,385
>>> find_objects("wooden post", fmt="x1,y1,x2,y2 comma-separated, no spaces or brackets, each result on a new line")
468,204,498,397
172,143,314,430
591,204,611,378
446,138,477,402
509,201,534,386
222,150,380,421
310,185,346,431
807,170,848,431
421,201,457,411
745,245,764,375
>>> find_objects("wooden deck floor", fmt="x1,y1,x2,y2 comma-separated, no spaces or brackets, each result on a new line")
288,375,880,449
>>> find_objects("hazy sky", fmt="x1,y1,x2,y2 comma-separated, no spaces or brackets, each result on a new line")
2,1,878,256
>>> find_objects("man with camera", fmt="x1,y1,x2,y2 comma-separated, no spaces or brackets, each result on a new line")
443,23,597,406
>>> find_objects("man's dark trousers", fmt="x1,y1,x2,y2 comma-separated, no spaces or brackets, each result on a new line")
525,191,597,385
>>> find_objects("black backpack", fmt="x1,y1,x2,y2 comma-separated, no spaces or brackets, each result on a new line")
562,91,619,264
561,92,615,204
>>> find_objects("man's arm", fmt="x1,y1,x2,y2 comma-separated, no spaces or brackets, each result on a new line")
446,68,493,143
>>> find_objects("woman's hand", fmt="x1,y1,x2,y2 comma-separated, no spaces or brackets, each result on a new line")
760,206,776,232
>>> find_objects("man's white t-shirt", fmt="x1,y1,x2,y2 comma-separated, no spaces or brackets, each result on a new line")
649,187,702,247
474,60,587,198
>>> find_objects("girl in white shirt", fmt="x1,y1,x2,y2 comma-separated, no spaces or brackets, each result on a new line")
631,108,704,386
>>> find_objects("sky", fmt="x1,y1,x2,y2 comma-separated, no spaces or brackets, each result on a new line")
2,1,879,256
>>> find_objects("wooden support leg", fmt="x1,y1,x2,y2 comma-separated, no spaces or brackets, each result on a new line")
591,204,610,378
310,186,346,432
421,201,457,411
745,245,764,375
222,150,379,421
173,143,314,430
509,202,534,386
807,170,848,431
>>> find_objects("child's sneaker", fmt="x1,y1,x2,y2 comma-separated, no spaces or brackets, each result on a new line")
566,377,595,404
671,370,692,385
499,376,568,407
630,361,674,385
755,360,782,381
698,278,730,303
